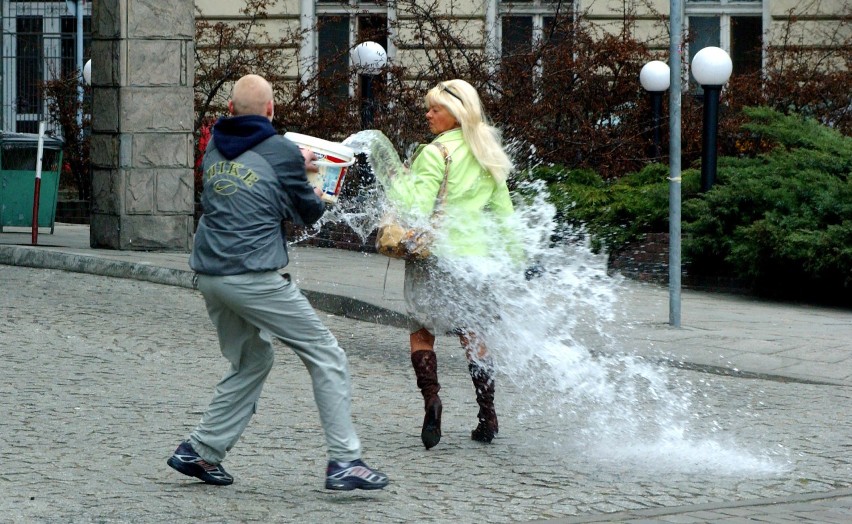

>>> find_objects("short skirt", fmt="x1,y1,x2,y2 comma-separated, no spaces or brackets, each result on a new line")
403,257,503,335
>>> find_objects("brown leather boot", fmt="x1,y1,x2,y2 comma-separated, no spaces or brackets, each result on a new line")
411,350,442,449
469,359,498,443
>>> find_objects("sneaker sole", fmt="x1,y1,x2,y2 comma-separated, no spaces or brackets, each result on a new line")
167,456,233,486
325,479,389,491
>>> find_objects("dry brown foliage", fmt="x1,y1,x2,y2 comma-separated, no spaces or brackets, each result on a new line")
192,0,851,194
40,74,91,201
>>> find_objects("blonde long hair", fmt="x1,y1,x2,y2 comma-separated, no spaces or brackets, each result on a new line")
425,79,513,184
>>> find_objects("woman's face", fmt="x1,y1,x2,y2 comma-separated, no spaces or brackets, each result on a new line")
425,103,458,135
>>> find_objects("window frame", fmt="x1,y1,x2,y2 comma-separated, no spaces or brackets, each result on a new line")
489,1,578,82
685,0,768,73
300,0,394,101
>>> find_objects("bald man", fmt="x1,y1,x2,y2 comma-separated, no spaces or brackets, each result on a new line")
167,74,389,491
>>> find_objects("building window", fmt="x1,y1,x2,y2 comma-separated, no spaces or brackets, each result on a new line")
502,15,533,61
317,16,350,108
686,0,764,85
496,0,577,83
16,15,43,130
311,2,389,110
730,15,762,74
3,1,92,134
499,1,576,52
60,14,91,79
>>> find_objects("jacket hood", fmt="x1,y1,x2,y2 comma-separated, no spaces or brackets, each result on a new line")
212,115,277,160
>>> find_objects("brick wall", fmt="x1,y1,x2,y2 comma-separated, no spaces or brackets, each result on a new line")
56,199,91,224
608,232,748,292
608,232,670,284
285,222,378,253
285,225,677,283
286,226,678,285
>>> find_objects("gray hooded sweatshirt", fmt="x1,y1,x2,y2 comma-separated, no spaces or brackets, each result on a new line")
190,115,324,275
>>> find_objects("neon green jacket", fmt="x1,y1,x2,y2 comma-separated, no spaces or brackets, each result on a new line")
385,129,521,260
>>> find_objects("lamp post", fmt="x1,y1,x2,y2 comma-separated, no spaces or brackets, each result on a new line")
350,41,387,129
668,0,684,327
691,46,732,192
65,1,84,132
639,60,670,160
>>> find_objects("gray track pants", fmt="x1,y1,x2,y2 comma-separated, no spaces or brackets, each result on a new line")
188,271,361,464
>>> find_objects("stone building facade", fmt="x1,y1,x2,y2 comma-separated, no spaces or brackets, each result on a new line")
194,0,849,95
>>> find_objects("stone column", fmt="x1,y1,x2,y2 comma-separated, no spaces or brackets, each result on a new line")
89,1,194,250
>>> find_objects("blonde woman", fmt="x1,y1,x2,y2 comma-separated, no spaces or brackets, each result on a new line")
384,79,519,449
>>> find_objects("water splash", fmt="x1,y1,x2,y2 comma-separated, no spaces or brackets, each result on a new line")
331,130,786,475
302,131,398,242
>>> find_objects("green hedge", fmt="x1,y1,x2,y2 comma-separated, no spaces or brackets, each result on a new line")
531,164,687,252
531,107,851,304
683,107,851,301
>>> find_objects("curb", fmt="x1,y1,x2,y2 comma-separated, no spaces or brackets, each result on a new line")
0,244,413,330
539,487,852,523
300,289,412,330
0,245,195,289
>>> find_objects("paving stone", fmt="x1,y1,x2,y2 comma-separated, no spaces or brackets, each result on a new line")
2,266,852,523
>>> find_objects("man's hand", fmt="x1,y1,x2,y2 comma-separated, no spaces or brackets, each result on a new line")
298,148,323,199
300,148,319,173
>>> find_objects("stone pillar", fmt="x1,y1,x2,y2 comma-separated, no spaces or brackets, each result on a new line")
89,1,194,250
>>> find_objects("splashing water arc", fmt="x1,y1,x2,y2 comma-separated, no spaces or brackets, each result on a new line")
313,130,785,475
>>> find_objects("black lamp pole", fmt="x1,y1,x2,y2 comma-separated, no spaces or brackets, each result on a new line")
700,84,722,192
361,74,376,129
649,90,664,160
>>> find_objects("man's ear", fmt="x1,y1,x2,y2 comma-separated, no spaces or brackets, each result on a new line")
266,100,274,121
228,100,235,115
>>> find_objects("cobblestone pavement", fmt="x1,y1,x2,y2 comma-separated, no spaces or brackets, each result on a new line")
1,266,851,523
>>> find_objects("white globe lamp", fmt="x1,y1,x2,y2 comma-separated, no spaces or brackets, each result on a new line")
83,59,92,85
639,60,670,92
350,41,387,75
691,46,732,87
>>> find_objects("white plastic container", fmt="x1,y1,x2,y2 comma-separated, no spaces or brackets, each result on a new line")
284,132,356,204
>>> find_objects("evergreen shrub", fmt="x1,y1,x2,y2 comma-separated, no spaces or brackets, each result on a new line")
683,107,851,303
536,107,851,304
